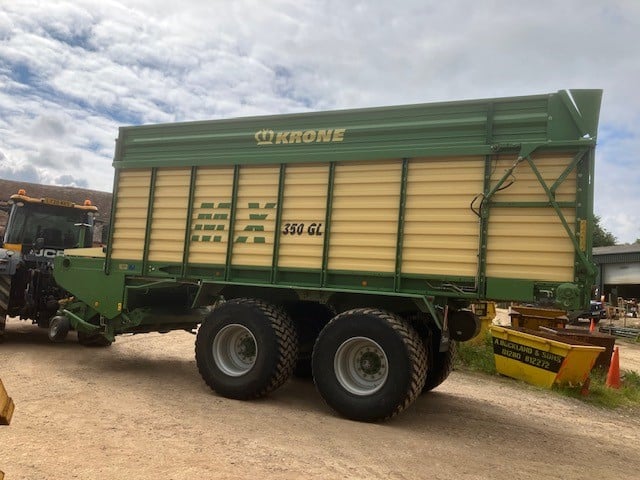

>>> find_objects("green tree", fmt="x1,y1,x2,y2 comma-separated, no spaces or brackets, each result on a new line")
593,215,617,247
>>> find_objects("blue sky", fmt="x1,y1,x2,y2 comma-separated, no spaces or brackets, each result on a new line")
1,0,639,243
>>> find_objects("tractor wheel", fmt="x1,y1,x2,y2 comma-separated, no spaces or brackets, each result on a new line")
0,275,10,313
195,298,298,400
285,301,334,378
0,275,10,337
48,316,70,343
312,308,427,421
77,331,113,347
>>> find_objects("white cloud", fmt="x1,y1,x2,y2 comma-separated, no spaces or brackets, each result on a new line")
0,0,639,243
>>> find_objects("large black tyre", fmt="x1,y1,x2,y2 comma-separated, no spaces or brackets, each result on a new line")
195,298,298,400
312,308,427,421
0,275,10,312
284,301,334,378
405,313,456,393
423,337,456,393
77,331,113,347
0,275,10,336
48,316,70,343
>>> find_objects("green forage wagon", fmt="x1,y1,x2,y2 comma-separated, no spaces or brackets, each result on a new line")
53,89,602,420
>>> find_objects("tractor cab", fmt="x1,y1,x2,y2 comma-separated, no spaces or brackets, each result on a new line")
2,189,97,257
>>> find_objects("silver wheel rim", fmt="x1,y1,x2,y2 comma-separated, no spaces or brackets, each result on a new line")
49,319,62,338
334,337,388,396
213,324,257,377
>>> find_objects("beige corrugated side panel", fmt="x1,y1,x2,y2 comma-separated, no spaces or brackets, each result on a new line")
188,166,234,265
488,153,577,203
111,169,151,260
328,160,401,273
486,153,577,282
402,157,484,276
147,168,191,263
278,163,329,269
231,165,280,267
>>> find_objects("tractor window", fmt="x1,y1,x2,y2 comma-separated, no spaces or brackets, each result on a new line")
4,203,93,249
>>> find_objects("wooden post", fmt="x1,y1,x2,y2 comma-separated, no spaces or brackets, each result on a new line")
1,378,13,479
0,378,14,425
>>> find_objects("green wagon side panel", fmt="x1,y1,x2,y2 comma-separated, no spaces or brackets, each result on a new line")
54,256,126,319
114,90,602,169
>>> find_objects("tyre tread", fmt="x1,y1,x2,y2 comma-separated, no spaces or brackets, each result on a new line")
0,275,11,313
316,308,427,421
423,341,456,392
195,298,298,399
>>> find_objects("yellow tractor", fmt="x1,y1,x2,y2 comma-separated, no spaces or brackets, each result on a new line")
0,188,97,342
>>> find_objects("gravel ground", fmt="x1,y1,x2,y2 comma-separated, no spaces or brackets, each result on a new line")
1,315,640,480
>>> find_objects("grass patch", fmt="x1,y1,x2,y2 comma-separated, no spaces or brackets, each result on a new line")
455,332,497,375
556,368,640,409
456,332,640,410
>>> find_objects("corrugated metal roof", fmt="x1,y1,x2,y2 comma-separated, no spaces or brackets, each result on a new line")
593,245,640,264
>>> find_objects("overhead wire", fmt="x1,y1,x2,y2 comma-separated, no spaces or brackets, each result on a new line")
470,155,517,218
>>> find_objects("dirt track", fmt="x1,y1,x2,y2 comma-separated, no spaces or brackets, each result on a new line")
2,317,640,480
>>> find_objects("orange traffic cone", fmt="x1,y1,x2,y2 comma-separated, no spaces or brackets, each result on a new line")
589,319,595,333
606,346,621,389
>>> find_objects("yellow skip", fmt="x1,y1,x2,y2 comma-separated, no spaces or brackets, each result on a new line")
490,325,604,388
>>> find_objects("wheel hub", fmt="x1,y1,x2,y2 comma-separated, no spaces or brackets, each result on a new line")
334,337,388,396
235,334,256,361
213,324,258,377
357,350,384,377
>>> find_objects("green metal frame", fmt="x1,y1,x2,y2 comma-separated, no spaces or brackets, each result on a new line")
321,162,336,287
224,165,240,282
524,153,594,276
141,167,157,275
473,143,596,301
181,166,198,278
270,164,287,283
104,168,121,275
394,158,409,292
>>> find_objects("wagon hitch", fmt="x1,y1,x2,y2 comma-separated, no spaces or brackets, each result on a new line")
60,309,102,334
